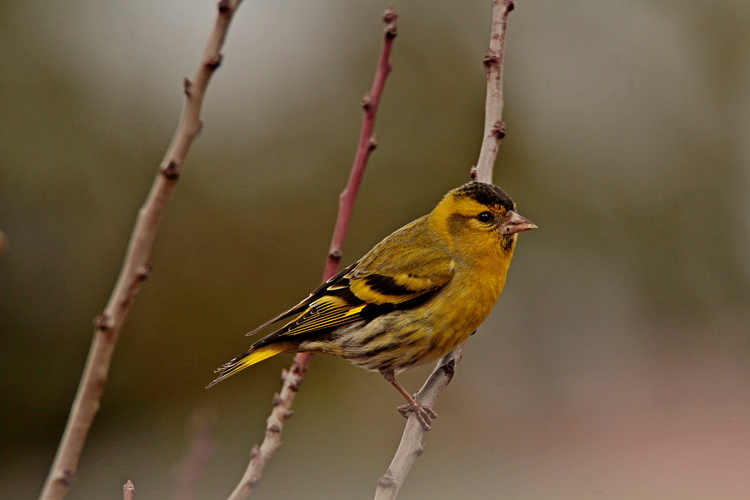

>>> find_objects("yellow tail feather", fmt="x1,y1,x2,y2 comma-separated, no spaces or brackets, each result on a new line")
206,343,294,388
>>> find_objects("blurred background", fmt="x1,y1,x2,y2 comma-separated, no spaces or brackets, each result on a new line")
2,0,749,498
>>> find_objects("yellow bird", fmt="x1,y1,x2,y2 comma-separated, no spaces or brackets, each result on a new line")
208,182,536,429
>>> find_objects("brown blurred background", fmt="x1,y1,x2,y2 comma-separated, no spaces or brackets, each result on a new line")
2,1,750,498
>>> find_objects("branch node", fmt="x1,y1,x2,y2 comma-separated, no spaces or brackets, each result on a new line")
267,424,281,435
206,54,223,70
491,120,506,139
328,248,342,260
183,78,193,97
377,475,396,489
470,166,479,181
283,410,294,420
443,357,456,376
94,313,113,332
361,92,373,111
217,0,231,13
161,161,181,180
483,49,500,68
368,134,378,151
136,263,152,281
280,369,289,380
272,393,282,407
291,360,307,376
383,6,398,39
249,444,260,460
416,442,426,457
60,469,75,487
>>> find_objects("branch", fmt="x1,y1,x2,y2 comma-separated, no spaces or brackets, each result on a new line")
173,410,217,500
474,0,514,184
323,5,398,280
0,229,7,255
225,8,398,500
123,480,135,500
38,2,244,499
375,1,514,498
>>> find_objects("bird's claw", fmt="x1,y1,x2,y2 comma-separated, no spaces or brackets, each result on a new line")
397,402,438,431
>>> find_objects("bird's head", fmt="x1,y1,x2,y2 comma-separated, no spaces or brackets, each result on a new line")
429,182,537,263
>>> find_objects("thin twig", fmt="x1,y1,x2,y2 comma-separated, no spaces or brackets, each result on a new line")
173,409,217,500
374,2,514,498
225,8,398,500
38,2,244,499
123,480,135,500
323,5,398,280
474,0,514,184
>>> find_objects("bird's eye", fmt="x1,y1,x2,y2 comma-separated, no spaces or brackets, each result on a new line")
476,211,493,224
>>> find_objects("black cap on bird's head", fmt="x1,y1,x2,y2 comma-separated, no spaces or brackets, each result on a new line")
447,182,537,238
452,182,515,212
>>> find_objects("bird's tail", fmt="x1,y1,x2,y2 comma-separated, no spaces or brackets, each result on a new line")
206,342,295,388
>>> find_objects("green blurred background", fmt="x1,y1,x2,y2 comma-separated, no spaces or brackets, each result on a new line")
2,0,750,498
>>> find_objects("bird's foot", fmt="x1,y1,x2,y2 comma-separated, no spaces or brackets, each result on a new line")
397,402,438,431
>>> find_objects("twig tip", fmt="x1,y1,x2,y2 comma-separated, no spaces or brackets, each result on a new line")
383,6,398,38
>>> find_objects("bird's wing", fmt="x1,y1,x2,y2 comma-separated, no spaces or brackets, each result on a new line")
249,270,368,348
348,244,455,305
249,247,454,348
244,261,358,337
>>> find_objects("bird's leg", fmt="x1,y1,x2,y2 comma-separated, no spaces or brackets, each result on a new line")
380,370,438,431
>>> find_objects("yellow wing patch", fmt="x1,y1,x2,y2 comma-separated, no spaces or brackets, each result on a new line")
281,296,366,336
206,342,296,388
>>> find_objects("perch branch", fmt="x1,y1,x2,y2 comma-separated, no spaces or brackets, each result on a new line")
374,1,513,498
225,8,398,500
38,2,244,499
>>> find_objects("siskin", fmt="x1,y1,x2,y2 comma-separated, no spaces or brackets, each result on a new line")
208,182,536,429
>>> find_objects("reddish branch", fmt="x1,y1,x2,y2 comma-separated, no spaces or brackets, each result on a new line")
374,1,514,498
323,6,398,280
38,2,244,499
225,8,398,500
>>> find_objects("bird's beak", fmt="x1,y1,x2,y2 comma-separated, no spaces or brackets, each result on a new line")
500,211,537,235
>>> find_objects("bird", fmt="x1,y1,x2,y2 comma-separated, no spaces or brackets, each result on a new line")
207,181,536,430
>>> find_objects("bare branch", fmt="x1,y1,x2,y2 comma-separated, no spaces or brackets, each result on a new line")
123,480,135,500
174,409,217,500
375,1,514,497
38,2,244,499
375,346,463,500
324,5,398,280
475,0,514,184
226,8,398,499
0,229,7,255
